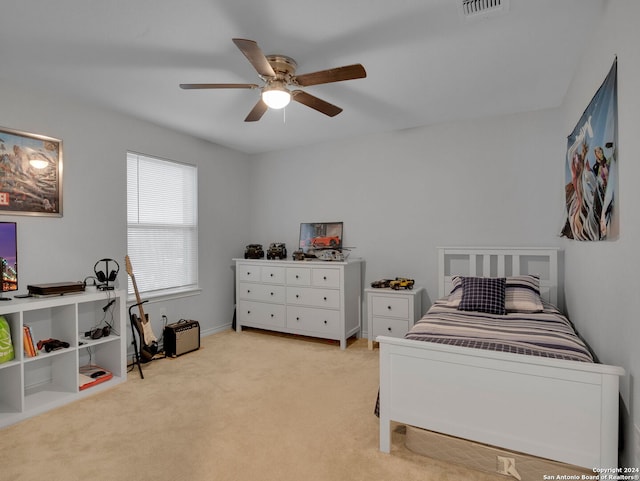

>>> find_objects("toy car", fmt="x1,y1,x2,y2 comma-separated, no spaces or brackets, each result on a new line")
370,279,393,288
244,244,264,259
266,243,287,260
389,277,415,290
292,250,306,261
315,249,346,261
310,236,340,248
37,338,70,352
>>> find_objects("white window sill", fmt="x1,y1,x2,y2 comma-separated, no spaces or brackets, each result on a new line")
127,287,201,306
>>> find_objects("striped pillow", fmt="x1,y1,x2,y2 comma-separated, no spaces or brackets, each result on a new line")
445,275,464,306
504,275,544,312
458,276,506,315
446,275,543,313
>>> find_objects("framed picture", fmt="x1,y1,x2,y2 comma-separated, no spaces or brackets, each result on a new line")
0,126,63,216
299,222,343,254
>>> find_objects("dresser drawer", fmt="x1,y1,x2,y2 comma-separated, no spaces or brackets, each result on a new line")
237,300,285,328
238,282,285,303
371,295,410,319
286,286,340,309
311,268,341,288
286,306,340,334
261,266,285,284
371,317,410,339
286,267,311,286
237,264,261,282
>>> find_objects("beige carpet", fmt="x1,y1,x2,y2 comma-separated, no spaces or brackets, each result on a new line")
1,329,502,481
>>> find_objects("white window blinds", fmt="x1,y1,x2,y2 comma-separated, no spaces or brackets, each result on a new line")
127,152,198,296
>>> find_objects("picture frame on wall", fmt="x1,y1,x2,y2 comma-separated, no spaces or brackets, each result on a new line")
299,222,343,254
0,126,63,216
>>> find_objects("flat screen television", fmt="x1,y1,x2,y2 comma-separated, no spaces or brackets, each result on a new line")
0,222,17,300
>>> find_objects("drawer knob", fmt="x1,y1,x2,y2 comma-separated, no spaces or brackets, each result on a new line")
295,275,299,279
323,276,327,280
270,273,274,277
387,327,392,332
270,292,274,296
296,294,299,298
296,317,300,321
247,310,251,314
387,305,392,310
323,296,327,301
247,289,251,293
270,314,274,318
247,272,251,276
323,320,328,324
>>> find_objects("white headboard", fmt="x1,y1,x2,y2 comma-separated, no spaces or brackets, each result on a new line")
438,247,560,305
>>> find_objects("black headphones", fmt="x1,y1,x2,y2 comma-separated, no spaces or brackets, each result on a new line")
94,258,120,289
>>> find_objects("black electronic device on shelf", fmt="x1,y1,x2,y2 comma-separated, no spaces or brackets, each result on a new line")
27,282,85,296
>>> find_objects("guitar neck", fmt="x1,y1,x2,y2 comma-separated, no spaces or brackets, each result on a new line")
130,275,147,321
125,255,152,329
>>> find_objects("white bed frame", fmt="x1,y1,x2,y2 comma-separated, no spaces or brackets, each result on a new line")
378,247,625,469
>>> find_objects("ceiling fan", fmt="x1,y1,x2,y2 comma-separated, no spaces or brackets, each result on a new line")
179,38,367,122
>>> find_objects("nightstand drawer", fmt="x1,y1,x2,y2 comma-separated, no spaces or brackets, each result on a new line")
366,286,424,350
371,296,410,319
372,318,410,339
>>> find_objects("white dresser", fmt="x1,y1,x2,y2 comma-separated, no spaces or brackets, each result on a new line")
365,286,424,349
234,258,363,349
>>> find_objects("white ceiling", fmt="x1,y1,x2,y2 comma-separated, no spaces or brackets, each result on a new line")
0,0,604,154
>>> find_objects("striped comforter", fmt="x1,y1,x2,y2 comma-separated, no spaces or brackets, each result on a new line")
404,300,594,363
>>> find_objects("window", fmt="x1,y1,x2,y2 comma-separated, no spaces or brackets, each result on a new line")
127,152,198,297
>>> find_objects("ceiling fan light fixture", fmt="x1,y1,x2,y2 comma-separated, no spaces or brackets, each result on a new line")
262,81,291,109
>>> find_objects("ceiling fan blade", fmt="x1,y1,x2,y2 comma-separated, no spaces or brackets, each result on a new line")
245,99,268,122
292,90,343,117
180,83,259,89
232,38,276,78
294,64,366,87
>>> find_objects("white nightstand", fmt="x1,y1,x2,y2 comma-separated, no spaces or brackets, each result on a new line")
365,286,424,349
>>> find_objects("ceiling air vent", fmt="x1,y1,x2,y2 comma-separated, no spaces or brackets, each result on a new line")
459,0,510,21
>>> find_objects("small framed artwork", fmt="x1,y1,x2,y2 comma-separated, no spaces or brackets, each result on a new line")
0,126,63,216
299,222,343,253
